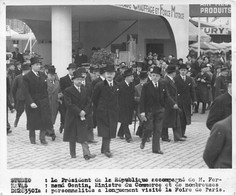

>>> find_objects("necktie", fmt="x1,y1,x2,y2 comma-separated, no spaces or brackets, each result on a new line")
109,83,113,89
183,76,186,81
78,87,81,93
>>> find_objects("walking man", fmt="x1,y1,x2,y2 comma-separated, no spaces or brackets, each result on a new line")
23,57,52,145
92,64,119,158
139,66,174,154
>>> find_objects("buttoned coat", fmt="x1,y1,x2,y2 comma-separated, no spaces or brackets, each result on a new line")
195,72,211,103
63,85,91,143
23,71,52,130
203,115,232,168
60,74,73,93
162,76,180,128
174,75,197,125
92,80,119,138
118,81,135,125
214,75,228,98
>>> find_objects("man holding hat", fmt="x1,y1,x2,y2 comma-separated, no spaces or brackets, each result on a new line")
162,65,185,142
23,57,52,145
63,68,96,160
214,67,229,98
92,64,119,158
140,66,174,154
12,63,31,127
117,68,135,142
195,63,212,114
174,63,197,138
59,63,76,133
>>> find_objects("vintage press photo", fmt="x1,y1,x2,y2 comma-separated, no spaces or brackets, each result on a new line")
0,0,235,194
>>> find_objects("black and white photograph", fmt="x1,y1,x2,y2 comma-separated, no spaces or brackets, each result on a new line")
0,0,235,194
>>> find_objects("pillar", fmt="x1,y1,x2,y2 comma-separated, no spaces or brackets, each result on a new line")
51,6,72,77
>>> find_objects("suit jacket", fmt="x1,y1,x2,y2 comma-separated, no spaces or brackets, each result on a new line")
60,74,73,94
63,85,90,143
118,81,135,124
174,75,196,125
134,83,143,116
195,72,211,103
92,80,119,138
15,67,22,76
203,115,232,168
214,75,228,98
206,92,232,130
140,80,174,114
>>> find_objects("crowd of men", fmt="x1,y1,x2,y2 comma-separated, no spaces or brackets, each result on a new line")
6,48,232,167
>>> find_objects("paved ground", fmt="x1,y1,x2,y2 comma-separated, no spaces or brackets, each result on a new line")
7,109,210,169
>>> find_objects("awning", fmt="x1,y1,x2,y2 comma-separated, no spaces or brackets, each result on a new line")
189,21,211,42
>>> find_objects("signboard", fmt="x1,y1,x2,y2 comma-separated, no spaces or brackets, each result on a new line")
190,4,231,17
201,27,230,35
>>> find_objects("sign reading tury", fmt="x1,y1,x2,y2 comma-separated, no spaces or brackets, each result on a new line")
190,4,231,17
201,27,231,35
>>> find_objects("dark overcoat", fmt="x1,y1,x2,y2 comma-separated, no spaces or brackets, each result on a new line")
118,81,135,125
92,80,119,138
195,72,211,103
12,74,25,102
63,85,91,143
23,71,52,130
214,75,228,98
174,75,197,125
203,115,232,168
162,76,180,128
60,74,73,93
206,92,232,130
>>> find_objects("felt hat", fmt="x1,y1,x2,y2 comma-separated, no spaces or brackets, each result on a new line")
72,68,85,79
67,63,77,70
139,71,148,80
150,66,162,75
21,63,31,71
166,65,176,73
179,63,188,70
47,67,56,75
105,64,115,72
30,57,41,66
123,68,133,77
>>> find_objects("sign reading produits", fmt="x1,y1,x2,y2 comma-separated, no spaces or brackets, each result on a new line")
190,4,231,17
201,27,230,35
115,5,185,19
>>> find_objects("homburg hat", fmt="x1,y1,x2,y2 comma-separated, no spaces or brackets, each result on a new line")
179,63,188,70
139,71,148,80
123,68,133,78
67,63,77,70
166,65,176,74
150,66,162,75
47,67,56,75
72,68,85,79
30,57,41,66
105,64,115,72
21,63,31,71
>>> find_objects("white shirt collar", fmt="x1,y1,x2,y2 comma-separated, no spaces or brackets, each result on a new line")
167,75,174,81
32,69,39,76
107,80,113,86
152,81,158,87
125,80,129,87
100,75,105,81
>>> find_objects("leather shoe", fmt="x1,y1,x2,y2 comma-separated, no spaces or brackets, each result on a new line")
104,152,112,158
119,136,125,140
59,124,64,134
174,138,186,142
84,154,96,160
153,150,164,154
51,135,56,141
14,117,19,127
183,135,187,138
71,155,76,158
126,138,132,143
162,138,171,142
30,140,36,144
40,140,48,145
140,143,145,149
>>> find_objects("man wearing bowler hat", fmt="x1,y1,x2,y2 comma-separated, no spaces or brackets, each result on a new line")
174,64,197,138
162,65,186,142
59,63,76,133
23,57,52,145
63,68,96,160
140,66,174,154
12,63,31,127
117,68,135,142
92,64,119,158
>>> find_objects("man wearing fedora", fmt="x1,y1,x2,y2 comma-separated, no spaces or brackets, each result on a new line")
117,68,135,142
59,63,76,133
23,57,52,145
140,66,174,154
214,67,229,98
63,68,96,160
46,66,60,141
174,64,197,138
92,64,119,158
12,63,31,128
162,65,186,142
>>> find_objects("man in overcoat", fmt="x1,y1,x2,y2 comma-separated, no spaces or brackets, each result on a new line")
139,66,175,154
203,115,232,168
92,64,119,158
214,67,229,98
12,63,31,127
23,57,52,145
206,82,232,130
59,63,76,133
63,68,96,160
117,68,135,142
162,65,185,142
194,63,211,114
174,64,197,138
